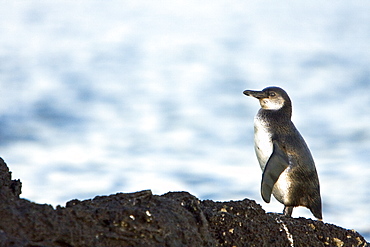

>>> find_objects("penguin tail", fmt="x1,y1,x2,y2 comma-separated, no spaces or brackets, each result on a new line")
309,199,322,220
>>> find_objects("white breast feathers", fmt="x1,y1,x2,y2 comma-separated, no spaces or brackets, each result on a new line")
254,115,273,170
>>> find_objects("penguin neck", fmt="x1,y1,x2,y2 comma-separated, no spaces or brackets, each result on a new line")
258,103,292,123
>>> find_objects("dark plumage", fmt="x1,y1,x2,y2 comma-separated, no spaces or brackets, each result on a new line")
243,86,322,220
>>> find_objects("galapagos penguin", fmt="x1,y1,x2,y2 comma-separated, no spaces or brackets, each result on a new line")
243,86,322,219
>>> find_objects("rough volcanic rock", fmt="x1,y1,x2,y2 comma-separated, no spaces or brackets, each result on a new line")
0,158,368,246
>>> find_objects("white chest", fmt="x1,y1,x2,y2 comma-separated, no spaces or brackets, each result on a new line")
254,115,273,170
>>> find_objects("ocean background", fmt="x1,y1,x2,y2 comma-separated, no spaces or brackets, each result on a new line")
1,0,369,240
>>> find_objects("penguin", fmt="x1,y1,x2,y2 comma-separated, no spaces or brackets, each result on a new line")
243,86,322,220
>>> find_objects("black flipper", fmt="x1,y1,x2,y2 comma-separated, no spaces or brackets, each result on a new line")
261,141,290,203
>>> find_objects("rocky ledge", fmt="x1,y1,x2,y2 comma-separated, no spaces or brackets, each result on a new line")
0,158,368,247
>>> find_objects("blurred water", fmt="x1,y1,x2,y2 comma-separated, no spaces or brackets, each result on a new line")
1,0,370,240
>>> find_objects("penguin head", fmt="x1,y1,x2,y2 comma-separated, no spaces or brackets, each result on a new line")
243,86,292,111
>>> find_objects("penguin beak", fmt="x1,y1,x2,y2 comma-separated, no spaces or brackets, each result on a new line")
243,90,267,99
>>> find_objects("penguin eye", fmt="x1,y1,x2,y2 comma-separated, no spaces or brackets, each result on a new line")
269,92,276,97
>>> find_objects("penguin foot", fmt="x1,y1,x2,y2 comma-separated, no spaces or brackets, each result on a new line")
283,206,293,217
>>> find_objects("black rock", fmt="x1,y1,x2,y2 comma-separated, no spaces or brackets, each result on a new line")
0,158,368,246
